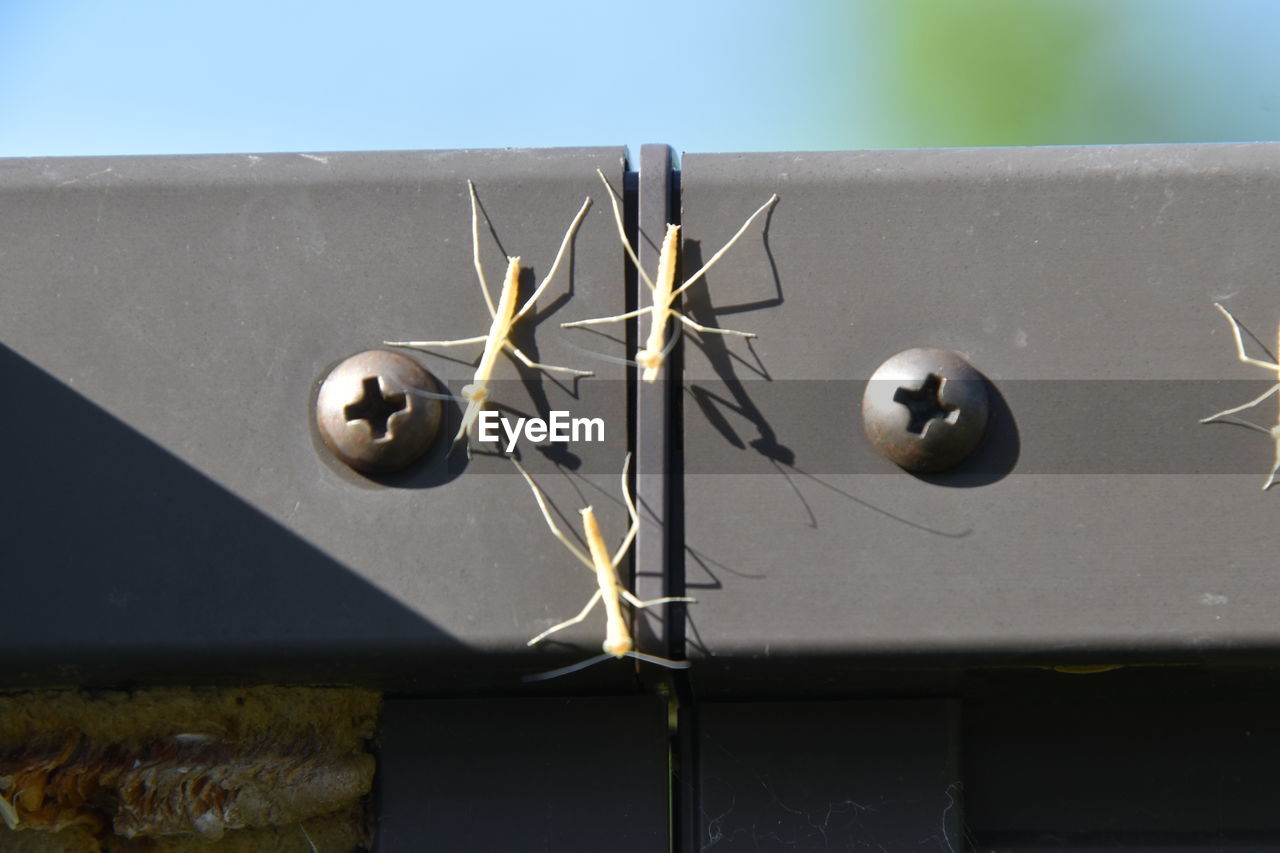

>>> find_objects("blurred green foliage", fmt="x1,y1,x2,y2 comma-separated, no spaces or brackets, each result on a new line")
851,0,1280,148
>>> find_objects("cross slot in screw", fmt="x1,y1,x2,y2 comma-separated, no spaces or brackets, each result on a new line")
316,349,442,474
892,373,958,436
862,347,990,473
344,376,407,440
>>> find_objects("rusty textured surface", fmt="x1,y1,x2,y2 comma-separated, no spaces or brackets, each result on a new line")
0,687,377,848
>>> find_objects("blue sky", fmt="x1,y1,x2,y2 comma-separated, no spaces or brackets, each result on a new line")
2,1,1280,158
0,1,846,157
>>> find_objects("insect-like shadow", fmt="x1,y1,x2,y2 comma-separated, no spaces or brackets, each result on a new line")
672,222,979,657
678,213,789,460
378,184,603,482
1236,311,1278,364
507,263,590,400
465,191,597,464
680,233,975,532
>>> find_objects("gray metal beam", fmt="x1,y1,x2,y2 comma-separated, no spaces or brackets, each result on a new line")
0,148,635,689
679,144,1280,689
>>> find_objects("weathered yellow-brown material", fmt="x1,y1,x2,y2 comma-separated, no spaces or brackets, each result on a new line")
0,687,379,851
5,803,368,852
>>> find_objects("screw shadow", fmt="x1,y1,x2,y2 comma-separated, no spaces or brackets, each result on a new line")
910,377,1020,488
681,234,979,529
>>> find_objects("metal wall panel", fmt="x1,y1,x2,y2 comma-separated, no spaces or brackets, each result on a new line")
698,700,960,852
377,696,669,853
0,148,635,688
679,145,1280,685
962,668,1280,851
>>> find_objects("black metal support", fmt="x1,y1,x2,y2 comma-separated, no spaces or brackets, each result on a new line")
633,143,678,664
699,700,961,852
376,696,670,852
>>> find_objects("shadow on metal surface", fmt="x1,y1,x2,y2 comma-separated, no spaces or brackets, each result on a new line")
0,343,471,688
